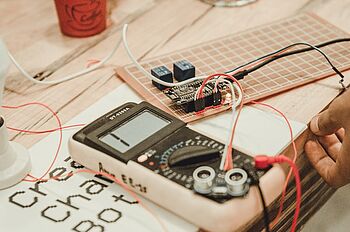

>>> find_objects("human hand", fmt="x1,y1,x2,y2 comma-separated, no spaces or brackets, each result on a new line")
305,89,350,188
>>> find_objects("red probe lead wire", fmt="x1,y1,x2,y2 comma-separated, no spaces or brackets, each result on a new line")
2,102,63,182
254,155,301,232
250,101,298,228
7,124,85,134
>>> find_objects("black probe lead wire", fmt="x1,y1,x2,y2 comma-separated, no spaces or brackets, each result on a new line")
245,39,350,72
225,38,350,74
257,184,270,232
227,38,350,86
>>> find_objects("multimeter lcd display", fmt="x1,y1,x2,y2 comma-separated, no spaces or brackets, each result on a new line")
99,110,170,153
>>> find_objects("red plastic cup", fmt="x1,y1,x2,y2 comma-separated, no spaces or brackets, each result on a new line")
54,0,107,37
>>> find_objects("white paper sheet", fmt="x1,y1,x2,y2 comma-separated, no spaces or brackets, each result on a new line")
0,83,306,232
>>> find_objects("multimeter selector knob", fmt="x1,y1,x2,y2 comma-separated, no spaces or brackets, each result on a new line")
168,146,220,167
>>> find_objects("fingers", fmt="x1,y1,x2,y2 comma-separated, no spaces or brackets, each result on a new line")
336,128,345,142
334,134,350,185
306,90,350,188
318,134,342,161
305,140,344,188
310,111,341,136
305,139,332,167
310,91,350,136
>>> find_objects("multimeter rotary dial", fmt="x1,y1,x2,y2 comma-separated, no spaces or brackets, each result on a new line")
161,137,223,168
136,128,225,189
159,136,223,186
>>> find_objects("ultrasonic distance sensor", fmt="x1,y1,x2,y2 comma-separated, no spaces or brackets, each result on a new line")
193,166,216,194
225,168,249,197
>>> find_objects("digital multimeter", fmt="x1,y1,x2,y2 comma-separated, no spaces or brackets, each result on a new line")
68,102,280,232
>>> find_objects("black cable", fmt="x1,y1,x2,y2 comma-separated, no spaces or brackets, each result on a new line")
225,38,350,74
243,164,271,232
257,184,271,232
225,42,321,74
243,40,347,74
227,38,350,87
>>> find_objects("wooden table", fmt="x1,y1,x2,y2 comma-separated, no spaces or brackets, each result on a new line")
1,0,350,231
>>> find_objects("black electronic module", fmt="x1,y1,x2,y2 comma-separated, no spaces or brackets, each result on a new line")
163,79,226,112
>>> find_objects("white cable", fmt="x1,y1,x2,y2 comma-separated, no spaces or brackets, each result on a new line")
122,24,207,87
8,34,122,85
233,83,242,107
217,80,243,170
193,79,241,170
219,93,236,171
